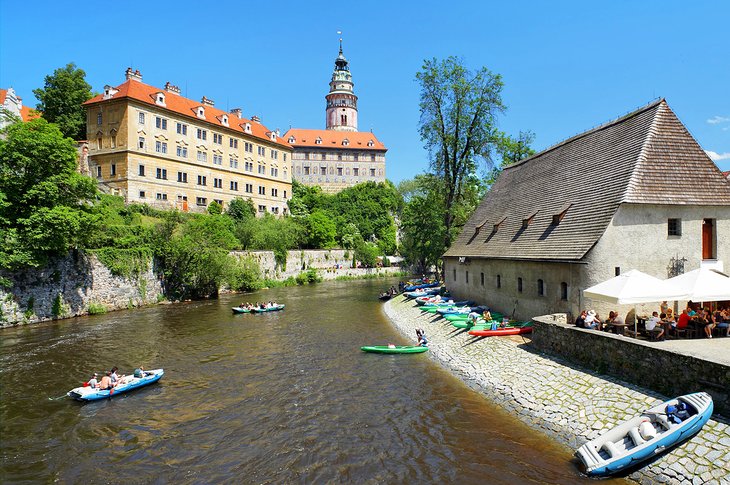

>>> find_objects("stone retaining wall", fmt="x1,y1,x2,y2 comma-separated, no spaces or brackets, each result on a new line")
530,316,730,417
0,250,163,327
383,296,730,484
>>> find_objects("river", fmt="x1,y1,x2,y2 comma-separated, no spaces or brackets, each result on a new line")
0,278,621,484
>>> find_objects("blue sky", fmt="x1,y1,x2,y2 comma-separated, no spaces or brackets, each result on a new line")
1,1,728,182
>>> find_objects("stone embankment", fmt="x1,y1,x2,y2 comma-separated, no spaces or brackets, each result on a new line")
383,296,730,485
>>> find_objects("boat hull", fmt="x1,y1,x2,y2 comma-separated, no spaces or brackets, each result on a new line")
250,304,285,313
232,307,252,314
360,346,429,354
67,369,164,402
468,325,533,336
576,392,713,476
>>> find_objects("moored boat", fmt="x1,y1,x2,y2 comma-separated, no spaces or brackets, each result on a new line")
360,345,429,354
575,392,713,476
67,369,164,402
468,323,533,336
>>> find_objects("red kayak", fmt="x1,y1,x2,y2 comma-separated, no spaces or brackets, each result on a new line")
468,324,533,337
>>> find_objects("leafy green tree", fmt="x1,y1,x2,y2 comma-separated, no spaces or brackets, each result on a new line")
398,175,448,273
416,56,505,248
288,180,324,216
226,197,255,221
207,200,222,215
486,130,536,185
0,118,98,268
33,63,93,140
306,210,337,248
339,222,361,250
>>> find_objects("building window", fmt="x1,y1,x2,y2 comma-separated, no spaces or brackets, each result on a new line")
258,164,265,174
257,146,265,156
230,181,238,191
615,267,621,276
452,268,456,282
517,277,523,293
304,166,310,175
97,112,102,125
213,154,222,165
271,188,278,197
96,166,102,177
196,128,207,140
139,191,145,199
110,163,116,176
214,178,222,188
337,167,343,176
213,133,223,144
270,149,278,159
197,151,207,162
156,193,168,201
177,146,188,158
176,123,187,135
138,165,145,176
258,205,266,213
138,137,145,149
496,275,501,289
560,282,568,301
156,168,167,180
138,112,145,124
245,161,253,172
258,186,266,195
177,171,187,183
155,117,168,130
214,199,223,207
283,153,287,162
155,141,167,154
668,218,682,237
270,167,278,177
370,168,376,177
480,272,484,286
245,142,253,153
97,137,102,150
245,183,253,193
196,197,207,206
537,279,545,296
353,168,359,176
283,190,287,199
371,154,375,161
465,271,469,284
230,138,238,149
197,175,207,186
230,157,238,168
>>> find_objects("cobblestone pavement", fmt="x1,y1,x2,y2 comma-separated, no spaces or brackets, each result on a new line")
383,297,730,485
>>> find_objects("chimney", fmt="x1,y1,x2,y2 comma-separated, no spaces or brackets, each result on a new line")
230,108,243,119
125,67,142,82
251,115,261,123
164,82,181,94
201,96,215,107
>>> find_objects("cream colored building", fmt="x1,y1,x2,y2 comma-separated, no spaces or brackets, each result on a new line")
84,68,292,215
443,99,730,321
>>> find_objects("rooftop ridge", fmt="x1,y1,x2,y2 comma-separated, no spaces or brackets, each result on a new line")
622,101,664,202
505,97,664,171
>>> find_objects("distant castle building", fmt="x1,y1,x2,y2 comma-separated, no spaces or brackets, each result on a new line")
0,88,36,130
285,41,387,193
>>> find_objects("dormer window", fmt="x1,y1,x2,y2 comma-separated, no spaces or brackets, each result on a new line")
342,138,349,146
103,85,118,100
244,123,251,134
288,136,296,144
221,115,229,127
155,92,166,107
474,219,488,236
196,106,205,119
522,210,539,229
367,140,374,147
315,137,322,145
552,203,572,225
493,216,507,232
270,132,277,142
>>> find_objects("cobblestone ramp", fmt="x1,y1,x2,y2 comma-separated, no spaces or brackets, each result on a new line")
383,297,730,485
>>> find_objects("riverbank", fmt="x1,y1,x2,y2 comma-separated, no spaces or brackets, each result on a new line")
383,296,730,484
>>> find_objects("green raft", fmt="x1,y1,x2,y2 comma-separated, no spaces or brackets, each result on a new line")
360,345,429,354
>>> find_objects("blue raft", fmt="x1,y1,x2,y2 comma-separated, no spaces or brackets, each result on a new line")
67,369,164,402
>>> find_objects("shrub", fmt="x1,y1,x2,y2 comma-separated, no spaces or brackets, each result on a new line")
87,302,107,315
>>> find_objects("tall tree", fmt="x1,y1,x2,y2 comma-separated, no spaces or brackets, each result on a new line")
33,63,93,140
486,130,537,186
416,57,505,248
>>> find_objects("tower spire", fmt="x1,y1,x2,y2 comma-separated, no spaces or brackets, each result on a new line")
325,34,358,131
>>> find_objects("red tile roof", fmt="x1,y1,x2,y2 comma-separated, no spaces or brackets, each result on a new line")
283,128,387,151
84,79,290,148
0,88,38,121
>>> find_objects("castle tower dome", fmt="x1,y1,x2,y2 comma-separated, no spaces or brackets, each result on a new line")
325,39,358,131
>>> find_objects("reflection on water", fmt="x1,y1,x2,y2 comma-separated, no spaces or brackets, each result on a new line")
0,278,625,483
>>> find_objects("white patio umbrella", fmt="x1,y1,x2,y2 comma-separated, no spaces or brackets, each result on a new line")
666,267,730,302
583,269,686,336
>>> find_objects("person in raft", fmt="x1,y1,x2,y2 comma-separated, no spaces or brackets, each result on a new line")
134,367,148,378
87,373,98,389
99,371,114,390
467,310,481,323
482,310,493,322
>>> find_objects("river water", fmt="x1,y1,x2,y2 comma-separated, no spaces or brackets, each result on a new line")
0,278,620,484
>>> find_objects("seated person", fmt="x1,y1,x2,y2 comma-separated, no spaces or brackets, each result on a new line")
482,310,493,322
99,372,114,390
87,373,98,389
575,310,587,328
675,309,691,331
134,367,148,378
467,311,481,323
416,328,428,347
717,308,730,336
700,309,716,338
666,402,691,424
584,310,601,330
645,311,664,340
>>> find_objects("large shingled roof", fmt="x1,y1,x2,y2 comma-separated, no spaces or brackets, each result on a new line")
444,99,730,262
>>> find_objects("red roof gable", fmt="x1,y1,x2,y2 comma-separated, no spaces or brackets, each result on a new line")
283,128,387,151
84,79,290,148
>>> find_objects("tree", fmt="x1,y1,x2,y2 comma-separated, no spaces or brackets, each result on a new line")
33,63,93,140
207,200,222,215
305,210,337,248
398,175,448,273
0,118,98,268
486,130,536,185
226,197,255,221
416,56,505,249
